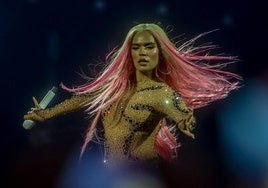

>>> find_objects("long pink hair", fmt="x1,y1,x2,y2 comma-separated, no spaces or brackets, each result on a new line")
61,23,241,160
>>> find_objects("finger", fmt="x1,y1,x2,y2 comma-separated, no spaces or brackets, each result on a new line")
185,125,194,132
182,130,195,139
24,114,29,119
187,124,195,132
24,112,44,122
186,124,190,132
190,124,195,131
32,97,41,109
24,113,33,120
186,116,195,130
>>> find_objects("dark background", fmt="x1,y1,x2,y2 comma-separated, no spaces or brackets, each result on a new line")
1,0,268,187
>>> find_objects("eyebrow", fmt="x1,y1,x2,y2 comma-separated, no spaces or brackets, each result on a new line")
132,42,156,46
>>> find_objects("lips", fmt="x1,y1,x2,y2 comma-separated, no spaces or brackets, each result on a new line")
138,59,149,65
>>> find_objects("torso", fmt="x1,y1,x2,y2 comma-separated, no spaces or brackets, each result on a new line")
101,80,167,165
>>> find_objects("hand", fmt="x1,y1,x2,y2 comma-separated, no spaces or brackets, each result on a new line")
179,115,196,139
23,97,46,122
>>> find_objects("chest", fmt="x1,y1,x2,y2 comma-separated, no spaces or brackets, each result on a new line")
102,88,164,130
123,92,160,123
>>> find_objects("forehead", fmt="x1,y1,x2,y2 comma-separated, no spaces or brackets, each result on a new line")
132,31,156,45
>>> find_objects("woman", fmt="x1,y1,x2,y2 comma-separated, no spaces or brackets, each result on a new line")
24,23,241,166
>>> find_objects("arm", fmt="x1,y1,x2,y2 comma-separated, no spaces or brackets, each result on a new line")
24,94,91,122
155,87,196,139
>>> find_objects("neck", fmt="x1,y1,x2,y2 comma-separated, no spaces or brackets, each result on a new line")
135,70,153,89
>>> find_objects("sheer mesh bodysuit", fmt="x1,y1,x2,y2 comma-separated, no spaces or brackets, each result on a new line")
101,81,194,165
33,81,195,165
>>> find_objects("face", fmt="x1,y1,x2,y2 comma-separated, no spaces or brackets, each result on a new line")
131,31,159,75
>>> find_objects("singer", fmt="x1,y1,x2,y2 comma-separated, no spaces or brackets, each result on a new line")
24,23,241,167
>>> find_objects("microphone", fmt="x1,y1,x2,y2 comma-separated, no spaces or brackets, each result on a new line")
23,86,58,130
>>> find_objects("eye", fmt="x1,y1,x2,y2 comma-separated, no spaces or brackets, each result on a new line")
146,45,155,49
132,46,139,50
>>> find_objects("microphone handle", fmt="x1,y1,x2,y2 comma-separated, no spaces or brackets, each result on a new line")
23,87,57,129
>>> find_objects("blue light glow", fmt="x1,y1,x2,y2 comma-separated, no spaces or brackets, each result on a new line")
217,80,268,180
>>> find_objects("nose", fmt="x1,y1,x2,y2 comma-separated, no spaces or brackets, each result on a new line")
139,47,147,56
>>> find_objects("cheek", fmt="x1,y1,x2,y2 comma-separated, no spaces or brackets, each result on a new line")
131,51,138,61
148,49,159,60
148,49,159,59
